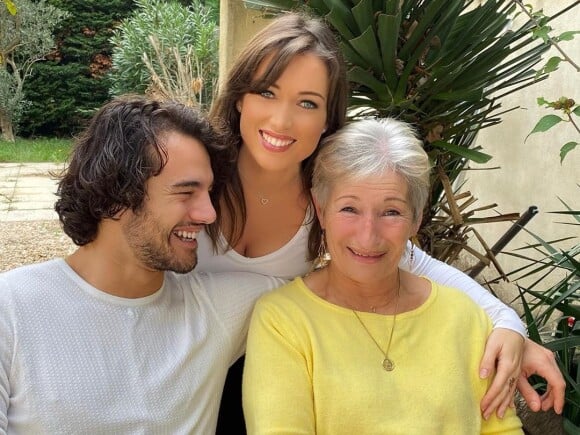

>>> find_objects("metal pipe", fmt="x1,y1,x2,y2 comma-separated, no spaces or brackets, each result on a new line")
468,206,539,278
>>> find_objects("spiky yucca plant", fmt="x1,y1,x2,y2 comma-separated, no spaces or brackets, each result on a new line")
494,197,580,431
251,0,567,265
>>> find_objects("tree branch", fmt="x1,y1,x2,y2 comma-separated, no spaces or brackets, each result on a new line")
567,112,580,135
513,0,580,72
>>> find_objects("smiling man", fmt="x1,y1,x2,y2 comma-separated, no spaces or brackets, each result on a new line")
0,95,283,434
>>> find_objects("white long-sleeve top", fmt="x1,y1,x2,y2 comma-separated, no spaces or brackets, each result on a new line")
0,259,283,434
196,223,525,335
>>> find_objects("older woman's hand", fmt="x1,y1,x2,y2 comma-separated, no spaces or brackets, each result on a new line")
479,328,524,420
517,338,565,414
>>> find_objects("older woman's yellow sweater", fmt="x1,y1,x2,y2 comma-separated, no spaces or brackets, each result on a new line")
243,277,523,435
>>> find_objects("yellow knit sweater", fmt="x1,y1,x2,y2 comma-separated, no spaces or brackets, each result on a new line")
243,277,523,434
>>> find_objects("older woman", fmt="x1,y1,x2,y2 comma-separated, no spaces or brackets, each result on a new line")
242,118,524,434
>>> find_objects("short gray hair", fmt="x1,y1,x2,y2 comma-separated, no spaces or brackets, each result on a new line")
311,118,431,223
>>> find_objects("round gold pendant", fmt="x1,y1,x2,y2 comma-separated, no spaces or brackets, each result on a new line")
382,358,395,371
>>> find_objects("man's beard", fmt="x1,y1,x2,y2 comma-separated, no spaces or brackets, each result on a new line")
122,207,198,274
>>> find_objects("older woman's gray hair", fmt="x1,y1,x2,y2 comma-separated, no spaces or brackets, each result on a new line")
311,118,431,223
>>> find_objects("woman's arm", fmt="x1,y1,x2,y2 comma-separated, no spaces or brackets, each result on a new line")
401,242,525,335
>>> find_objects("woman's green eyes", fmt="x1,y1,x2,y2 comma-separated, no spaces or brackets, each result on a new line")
259,90,274,98
300,100,318,109
257,90,318,109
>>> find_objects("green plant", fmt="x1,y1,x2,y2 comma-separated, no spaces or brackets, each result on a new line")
2,0,16,15
109,0,218,110
495,197,580,431
0,0,69,142
18,0,136,138
0,137,72,162
248,0,566,266
526,97,580,163
514,0,579,164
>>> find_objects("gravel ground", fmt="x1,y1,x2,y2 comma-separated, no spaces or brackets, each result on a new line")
0,220,76,272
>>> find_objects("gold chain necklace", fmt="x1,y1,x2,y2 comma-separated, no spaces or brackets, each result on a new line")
351,275,400,372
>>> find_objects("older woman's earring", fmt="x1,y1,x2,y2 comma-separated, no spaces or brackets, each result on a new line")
409,240,415,269
314,230,331,270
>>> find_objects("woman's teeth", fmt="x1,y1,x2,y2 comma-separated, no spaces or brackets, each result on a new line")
262,131,294,148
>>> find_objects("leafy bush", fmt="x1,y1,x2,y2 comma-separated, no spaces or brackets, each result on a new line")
18,0,136,137
109,0,218,110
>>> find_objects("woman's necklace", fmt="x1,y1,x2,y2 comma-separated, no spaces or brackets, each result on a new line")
351,275,401,372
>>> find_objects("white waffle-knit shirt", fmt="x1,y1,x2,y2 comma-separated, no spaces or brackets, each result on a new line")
0,259,283,434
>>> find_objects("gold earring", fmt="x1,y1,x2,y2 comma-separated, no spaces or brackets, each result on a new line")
409,238,416,269
313,230,331,270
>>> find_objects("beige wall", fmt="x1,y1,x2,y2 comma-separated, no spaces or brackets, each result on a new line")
464,0,579,281
218,1,579,283
218,0,271,88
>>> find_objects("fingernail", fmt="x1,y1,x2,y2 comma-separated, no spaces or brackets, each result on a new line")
480,368,489,379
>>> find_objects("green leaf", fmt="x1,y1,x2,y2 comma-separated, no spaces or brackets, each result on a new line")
543,56,562,74
537,97,549,106
377,12,401,92
351,0,375,33
347,66,389,102
4,0,16,15
349,26,383,73
325,0,357,40
573,106,580,117
532,25,552,42
560,142,578,164
431,141,492,164
556,30,580,42
432,88,484,102
544,336,580,353
525,115,563,142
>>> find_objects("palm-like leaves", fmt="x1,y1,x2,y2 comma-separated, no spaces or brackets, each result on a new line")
497,200,580,428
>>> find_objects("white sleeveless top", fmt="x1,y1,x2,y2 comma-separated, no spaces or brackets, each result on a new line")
196,215,312,281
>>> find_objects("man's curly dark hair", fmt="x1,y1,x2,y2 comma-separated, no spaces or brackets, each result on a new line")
55,94,233,246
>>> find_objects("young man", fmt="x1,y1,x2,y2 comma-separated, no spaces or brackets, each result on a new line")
0,95,283,433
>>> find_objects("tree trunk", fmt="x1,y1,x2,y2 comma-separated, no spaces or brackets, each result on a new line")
0,110,15,142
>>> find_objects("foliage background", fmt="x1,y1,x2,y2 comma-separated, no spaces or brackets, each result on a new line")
463,0,579,282
17,0,136,137
108,0,219,111
11,0,220,137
